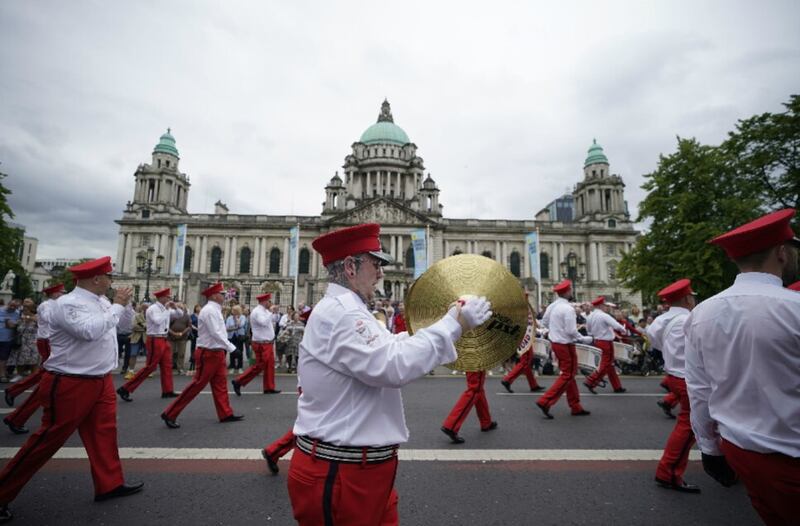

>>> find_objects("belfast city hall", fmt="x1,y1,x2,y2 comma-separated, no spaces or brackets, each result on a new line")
113,100,641,307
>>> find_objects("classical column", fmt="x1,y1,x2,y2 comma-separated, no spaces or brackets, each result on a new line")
444,239,449,257
224,237,233,276
501,242,508,266
595,242,602,282
366,172,372,197
230,237,238,275
588,242,597,282
169,234,178,275
397,236,404,266
282,238,290,277
495,240,501,262
252,237,260,276
312,248,319,278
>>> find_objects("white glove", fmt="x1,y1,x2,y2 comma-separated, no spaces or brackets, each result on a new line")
448,295,492,332
579,335,593,345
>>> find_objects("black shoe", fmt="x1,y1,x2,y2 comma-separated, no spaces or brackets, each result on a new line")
221,414,245,423
614,388,627,393
441,426,465,444
94,481,145,502
263,389,281,394
660,381,670,392
161,392,178,399
530,386,544,392
500,380,513,393
655,477,701,493
657,400,676,419
0,505,11,523
536,402,554,419
160,413,180,429
480,421,498,432
262,449,280,475
3,418,28,435
571,409,591,416
583,382,597,394
232,380,242,397
4,390,13,407
116,387,132,402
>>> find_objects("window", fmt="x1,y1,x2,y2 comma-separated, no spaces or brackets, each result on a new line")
147,181,156,202
608,219,617,228
210,247,222,273
183,246,193,272
510,251,521,277
239,247,252,274
481,250,493,259
405,246,414,269
141,209,150,219
269,248,281,274
299,248,310,274
166,160,170,168
540,253,550,279
605,244,617,257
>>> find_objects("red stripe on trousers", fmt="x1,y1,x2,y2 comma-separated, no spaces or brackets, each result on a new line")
265,428,295,461
6,339,50,398
235,342,275,391
122,337,174,395
536,343,584,413
655,375,695,484
502,349,539,389
0,372,124,504
288,447,399,526
442,371,493,432
585,339,622,390
162,348,233,421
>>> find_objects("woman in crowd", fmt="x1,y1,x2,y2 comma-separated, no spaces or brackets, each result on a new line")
226,305,247,374
278,311,305,374
125,303,147,379
7,299,38,381
188,304,200,375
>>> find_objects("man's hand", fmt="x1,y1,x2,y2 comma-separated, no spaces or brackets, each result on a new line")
448,296,492,333
113,287,133,306
701,453,738,487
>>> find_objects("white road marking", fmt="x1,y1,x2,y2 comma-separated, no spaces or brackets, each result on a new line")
496,392,665,397
0,409,13,414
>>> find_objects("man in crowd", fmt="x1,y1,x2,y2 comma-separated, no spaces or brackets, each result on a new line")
685,208,799,524
169,303,191,375
583,296,627,394
0,257,143,523
0,299,20,383
232,292,280,396
288,223,491,525
160,283,244,429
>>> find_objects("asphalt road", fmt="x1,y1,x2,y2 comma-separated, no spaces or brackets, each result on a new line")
0,373,761,525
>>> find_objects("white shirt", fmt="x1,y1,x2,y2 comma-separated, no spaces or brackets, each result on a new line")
685,273,800,457
541,298,592,345
36,299,55,339
586,309,625,341
645,307,683,351
117,304,135,335
196,301,236,352
145,302,172,336
249,304,275,342
294,283,461,447
660,307,690,378
44,287,124,376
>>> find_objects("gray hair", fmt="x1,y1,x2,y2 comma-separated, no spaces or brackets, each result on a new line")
326,255,364,287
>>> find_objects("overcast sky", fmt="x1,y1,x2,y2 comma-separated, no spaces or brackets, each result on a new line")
1,1,798,259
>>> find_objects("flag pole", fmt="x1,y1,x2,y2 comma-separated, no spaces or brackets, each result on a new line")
292,223,300,308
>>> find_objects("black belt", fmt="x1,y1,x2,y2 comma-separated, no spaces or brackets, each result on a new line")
296,435,398,464
45,370,108,380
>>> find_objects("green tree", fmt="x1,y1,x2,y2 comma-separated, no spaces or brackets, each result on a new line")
0,171,24,281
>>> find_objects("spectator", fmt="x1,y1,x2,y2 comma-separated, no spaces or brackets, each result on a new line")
0,299,21,383
117,302,134,375
226,305,247,373
8,299,38,381
169,304,192,375
277,311,304,373
188,304,200,374
242,306,252,364
126,303,147,379
392,302,407,334
276,305,295,369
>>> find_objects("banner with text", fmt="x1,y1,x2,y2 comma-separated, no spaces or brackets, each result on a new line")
411,228,428,279
525,231,540,283
288,226,299,277
172,224,188,275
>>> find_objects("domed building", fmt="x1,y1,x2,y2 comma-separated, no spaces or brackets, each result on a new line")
114,101,640,308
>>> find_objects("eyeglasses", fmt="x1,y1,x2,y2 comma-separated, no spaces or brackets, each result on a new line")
350,255,382,272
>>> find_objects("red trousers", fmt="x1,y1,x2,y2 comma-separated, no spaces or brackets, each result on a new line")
537,343,585,414
659,377,679,408
6,339,50,398
264,428,295,461
5,386,41,428
0,372,124,504
442,371,493,432
122,337,174,395
655,375,695,484
288,447,399,526
163,348,233,421
502,349,540,389
585,339,622,390
236,342,275,391
721,439,800,526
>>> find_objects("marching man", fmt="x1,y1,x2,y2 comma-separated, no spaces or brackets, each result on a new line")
685,208,800,524
501,297,544,394
583,296,627,394
232,292,280,396
441,370,498,444
160,283,244,428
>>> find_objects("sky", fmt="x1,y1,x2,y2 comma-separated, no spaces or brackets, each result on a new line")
1,1,798,259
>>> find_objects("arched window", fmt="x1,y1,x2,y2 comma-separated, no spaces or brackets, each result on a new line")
269,248,281,274
210,247,222,273
239,246,252,274
299,248,310,274
540,253,550,280
510,251,521,277
183,246,193,272
481,250,493,259
405,246,414,269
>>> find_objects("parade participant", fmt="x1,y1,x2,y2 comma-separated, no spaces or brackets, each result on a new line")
646,298,684,419
116,288,177,401
584,296,627,394
441,370,497,444
535,279,593,419
788,280,800,291
232,293,279,396
160,283,243,429
0,257,143,523
288,223,491,526
500,345,543,393
261,386,302,475
685,208,800,524
653,278,700,493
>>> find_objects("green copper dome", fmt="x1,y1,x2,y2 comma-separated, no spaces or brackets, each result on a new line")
584,138,608,167
153,128,179,157
359,100,410,146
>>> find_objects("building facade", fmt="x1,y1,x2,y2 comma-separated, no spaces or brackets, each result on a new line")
114,101,641,308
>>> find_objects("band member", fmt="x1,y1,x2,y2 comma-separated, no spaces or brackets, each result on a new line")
653,278,700,493
441,370,497,444
647,300,685,419
117,288,178,401
232,293,279,396
788,280,800,291
536,279,593,419
584,296,627,394
686,208,800,524
263,428,295,475
3,283,65,434
500,346,543,393
288,223,491,525
0,257,143,523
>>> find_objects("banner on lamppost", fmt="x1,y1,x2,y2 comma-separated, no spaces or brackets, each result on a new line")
288,226,299,278
172,224,188,275
411,228,427,279
525,231,540,283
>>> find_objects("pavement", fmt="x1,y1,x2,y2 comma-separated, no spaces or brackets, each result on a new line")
0,373,761,525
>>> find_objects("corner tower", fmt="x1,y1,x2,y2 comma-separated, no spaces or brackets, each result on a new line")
573,139,628,224
127,129,190,218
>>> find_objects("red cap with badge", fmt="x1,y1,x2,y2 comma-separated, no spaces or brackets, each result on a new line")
201,282,224,298
657,278,695,303
312,223,393,267
153,288,171,299
69,256,113,280
256,293,272,302
552,279,572,294
42,283,65,296
788,281,800,292
591,296,605,306
710,208,799,259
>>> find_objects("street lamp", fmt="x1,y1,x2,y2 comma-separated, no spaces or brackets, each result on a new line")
136,246,164,302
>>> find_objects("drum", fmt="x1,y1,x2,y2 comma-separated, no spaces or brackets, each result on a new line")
613,342,636,364
575,343,602,372
532,338,551,359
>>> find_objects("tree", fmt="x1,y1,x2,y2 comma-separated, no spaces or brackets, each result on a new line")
0,171,24,281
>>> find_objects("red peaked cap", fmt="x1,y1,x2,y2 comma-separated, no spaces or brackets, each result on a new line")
552,279,572,294
201,282,224,298
153,288,171,299
42,283,65,296
69,256,113,280
788,281,800,292
312,223,393,267
710,208,798,259
591,296,605,306
256,293,272,302
657,278,695,303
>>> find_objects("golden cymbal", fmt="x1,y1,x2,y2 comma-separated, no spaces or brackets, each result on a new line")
405,254,528,371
